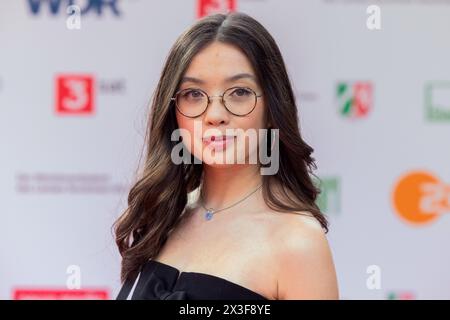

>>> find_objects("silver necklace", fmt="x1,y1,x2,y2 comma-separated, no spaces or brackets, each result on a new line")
199,183,263,221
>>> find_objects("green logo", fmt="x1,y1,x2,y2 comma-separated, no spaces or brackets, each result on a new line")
315,177,341,215
425,81,450,121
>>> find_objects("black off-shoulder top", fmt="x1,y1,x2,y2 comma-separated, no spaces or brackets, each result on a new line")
116,260,268,300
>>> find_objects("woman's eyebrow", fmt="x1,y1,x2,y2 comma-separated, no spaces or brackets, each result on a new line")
224,73,257,83
180,73,257,85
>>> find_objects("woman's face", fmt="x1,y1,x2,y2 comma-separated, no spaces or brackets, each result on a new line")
175,41,267,167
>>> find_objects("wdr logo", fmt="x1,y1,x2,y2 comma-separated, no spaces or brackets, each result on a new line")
27,0,121,16
336,81,373,119
392,170,449,226
55,74,95,115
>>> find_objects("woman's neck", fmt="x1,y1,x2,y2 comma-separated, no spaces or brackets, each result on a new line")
200,164,263,210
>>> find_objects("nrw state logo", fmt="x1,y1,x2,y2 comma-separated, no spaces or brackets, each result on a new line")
336,81,373,119
197,0,236,18
392,170,449,226
55,74,95,115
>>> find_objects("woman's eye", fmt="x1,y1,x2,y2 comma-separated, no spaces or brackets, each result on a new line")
232,88,251,96
182,90,203,99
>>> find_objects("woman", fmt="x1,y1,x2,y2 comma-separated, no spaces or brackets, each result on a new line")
115,12,338,300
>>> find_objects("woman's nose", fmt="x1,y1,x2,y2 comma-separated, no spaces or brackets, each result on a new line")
203,95,229,124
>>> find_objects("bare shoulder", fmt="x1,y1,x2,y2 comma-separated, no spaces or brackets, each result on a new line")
268,211,339,300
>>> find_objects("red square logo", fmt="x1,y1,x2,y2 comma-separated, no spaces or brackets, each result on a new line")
197,0,236,18
13,288,109,300
55,74,95,115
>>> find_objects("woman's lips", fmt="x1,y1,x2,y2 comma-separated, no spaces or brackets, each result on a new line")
202,136,235,151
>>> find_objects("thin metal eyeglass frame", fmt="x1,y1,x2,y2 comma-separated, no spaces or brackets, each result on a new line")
170,86,263,118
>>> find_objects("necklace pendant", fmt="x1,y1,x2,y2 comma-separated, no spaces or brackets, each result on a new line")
205,210,214,221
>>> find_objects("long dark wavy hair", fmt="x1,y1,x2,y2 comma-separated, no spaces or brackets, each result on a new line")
114,12,328,283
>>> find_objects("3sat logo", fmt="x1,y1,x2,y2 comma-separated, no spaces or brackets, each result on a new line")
13,288,109,300
55,74,95,115
197,0,236,18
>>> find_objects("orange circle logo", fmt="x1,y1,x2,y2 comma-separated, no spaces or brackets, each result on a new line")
392,170,448,225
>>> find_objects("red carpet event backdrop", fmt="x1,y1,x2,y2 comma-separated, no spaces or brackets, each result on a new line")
1,0,449,299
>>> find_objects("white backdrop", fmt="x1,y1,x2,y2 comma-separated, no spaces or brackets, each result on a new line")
1,0,449,299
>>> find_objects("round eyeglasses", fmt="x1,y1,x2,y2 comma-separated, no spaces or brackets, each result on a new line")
171,86,263,118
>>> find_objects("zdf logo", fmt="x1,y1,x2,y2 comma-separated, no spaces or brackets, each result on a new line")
392,170,450,225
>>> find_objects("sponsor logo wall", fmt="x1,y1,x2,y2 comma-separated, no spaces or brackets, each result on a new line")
1,0,449,299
